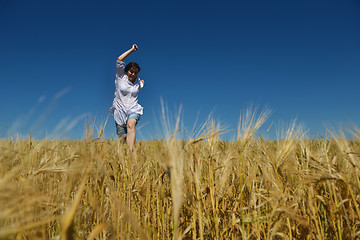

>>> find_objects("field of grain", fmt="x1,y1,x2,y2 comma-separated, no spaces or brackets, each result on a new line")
1,113,360,239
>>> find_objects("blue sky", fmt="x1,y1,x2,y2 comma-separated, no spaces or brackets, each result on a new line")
1,0,359,140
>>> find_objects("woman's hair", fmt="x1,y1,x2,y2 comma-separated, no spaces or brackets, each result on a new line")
125,62,141,73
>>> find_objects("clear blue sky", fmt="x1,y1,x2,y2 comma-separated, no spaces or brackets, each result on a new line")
1,0,359,140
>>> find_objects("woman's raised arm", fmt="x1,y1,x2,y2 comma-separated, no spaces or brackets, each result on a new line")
117,44,138,62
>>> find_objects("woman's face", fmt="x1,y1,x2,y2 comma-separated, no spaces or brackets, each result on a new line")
127,68,139,82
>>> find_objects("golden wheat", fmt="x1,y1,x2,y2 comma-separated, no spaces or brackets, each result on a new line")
1,122,360,239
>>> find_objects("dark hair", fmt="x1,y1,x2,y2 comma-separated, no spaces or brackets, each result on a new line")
125,62,141,73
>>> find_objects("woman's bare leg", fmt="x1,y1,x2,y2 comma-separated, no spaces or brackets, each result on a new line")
126,119,137,151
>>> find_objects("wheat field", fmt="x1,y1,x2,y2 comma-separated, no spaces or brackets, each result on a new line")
1,112,360,239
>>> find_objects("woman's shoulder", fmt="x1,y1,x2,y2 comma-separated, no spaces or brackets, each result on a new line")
117,60,126,68
116,61,126,79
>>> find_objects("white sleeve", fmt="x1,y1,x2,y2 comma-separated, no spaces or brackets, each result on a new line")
116,61,126,78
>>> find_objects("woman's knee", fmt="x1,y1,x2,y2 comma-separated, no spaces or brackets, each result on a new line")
127,119,136,130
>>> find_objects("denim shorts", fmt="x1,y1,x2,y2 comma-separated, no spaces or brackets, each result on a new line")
115,113,141,137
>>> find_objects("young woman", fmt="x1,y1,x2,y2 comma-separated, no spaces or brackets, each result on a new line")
110,44,144,150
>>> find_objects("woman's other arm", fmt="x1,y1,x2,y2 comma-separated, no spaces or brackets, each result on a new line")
140,79,144,89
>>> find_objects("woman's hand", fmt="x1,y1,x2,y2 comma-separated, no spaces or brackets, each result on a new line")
131,44,138,52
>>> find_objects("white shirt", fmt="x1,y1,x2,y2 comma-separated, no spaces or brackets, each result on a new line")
110,61,144,126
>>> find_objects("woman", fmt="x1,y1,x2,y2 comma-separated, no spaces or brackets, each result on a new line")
110,44,144,150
